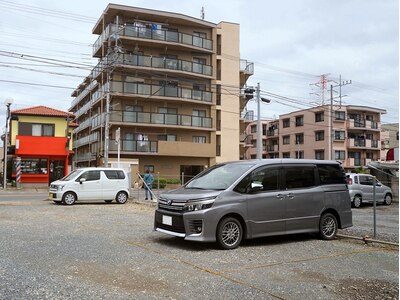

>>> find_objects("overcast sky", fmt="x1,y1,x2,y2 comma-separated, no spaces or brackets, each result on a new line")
0,0,398,133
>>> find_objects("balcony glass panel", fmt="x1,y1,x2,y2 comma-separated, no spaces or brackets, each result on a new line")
165,59,178,70
165,114,178,125
124,82,137,94
181,88,191,99
166,31,178,42
137,83,151,95
164,86,179,97
181,61,191,72
137,112,151,123
123,140,136,151
152,57,164,68
181,33,193,46
192,63,203,74
193,36,202,47
110,81,123,93
152,113,165,124
181,115,192,126
192,90,203,100
123,111,137,122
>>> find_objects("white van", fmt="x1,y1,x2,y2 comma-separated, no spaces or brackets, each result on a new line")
49,168,130,205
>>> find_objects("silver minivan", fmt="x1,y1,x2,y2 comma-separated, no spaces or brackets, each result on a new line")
346,173,393,208
154,159,353,249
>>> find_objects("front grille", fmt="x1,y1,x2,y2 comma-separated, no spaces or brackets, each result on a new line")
158,197,185,212
155,210,185,233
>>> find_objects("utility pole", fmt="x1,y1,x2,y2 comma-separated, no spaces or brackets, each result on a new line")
256,82,261,160
103,22,124,167
329,76,352,160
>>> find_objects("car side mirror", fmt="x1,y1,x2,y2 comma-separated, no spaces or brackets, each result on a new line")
80,178,86,184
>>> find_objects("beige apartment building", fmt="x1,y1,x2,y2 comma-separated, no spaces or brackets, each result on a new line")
70,4,253,179
246,105,386,171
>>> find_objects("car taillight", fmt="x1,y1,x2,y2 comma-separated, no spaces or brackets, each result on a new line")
347,178,353,185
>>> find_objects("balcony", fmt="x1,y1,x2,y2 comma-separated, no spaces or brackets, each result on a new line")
346,119,380,131
267,129,279,137
109,110,213,129
239,59,254,86
73,132,99,148
109,140,214,157
267,144,279,152
93,23,213,57
109,139,157,153
103,81,212,104
240,133,253,147
345,158,373,168
347,138,380,149
94,53,212,78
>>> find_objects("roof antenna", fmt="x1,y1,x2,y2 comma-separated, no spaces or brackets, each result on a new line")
201,6,205,20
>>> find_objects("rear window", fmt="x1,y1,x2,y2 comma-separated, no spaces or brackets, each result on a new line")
283,166,315,189
104,170,126,180
317,164,346,184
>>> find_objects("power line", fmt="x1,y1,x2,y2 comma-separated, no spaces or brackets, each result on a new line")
0,79,75,90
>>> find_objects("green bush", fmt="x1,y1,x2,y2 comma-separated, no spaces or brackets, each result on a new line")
157,178,181,189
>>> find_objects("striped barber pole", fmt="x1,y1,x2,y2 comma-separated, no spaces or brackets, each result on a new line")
16,157,22,186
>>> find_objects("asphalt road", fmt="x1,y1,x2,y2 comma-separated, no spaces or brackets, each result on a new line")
0,191,398,299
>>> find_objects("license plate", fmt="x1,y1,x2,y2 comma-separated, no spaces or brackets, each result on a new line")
162,215,172,226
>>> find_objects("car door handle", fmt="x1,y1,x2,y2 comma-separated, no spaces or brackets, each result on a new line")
286,193,295,199
276,194,285,200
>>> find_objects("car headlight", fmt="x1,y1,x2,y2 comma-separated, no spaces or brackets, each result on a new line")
183,197,215,212
57,185,65,191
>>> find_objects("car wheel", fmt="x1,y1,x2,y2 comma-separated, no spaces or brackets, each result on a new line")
115,191,128,204
62,192,76,205
104,200,113,204
319,213,338,240
216,217,243,250
384,194,392,205
352,196,362,208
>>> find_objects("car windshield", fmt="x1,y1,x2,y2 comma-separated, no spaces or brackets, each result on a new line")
60,170,83,181
185,163,255,190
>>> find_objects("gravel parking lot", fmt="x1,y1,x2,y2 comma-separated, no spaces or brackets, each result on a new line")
0,194,398,299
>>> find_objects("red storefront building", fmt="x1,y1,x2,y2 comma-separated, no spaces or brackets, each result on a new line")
8,106,76,187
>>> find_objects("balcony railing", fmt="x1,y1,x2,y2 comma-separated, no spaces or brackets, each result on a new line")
109,139,158,153
105,81,212,103
240,59,254,75
109,111,212,129
103,53,212,77
240,110,254,121
73,132,99,148
93,23,213,55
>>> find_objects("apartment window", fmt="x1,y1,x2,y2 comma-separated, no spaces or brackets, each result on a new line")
126,105,143,112
158,134,176,141
283,135,290,145
335,150,346,160
18,122,55,137
251,125,257,133
295,116,304,126
295,151,304,159
282,152,290,158
366,115,374,121
193,83,206,91
315,112,324,122
335,111,346,120
159,107,177,115
295,133,304,144
282,118,290,128
193,136,206,143
315,150,325,160
334,131,345,140
192,110,206,117
315,130,325,141
216,84,221,105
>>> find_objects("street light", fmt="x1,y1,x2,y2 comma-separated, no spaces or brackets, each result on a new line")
3,98,13,189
